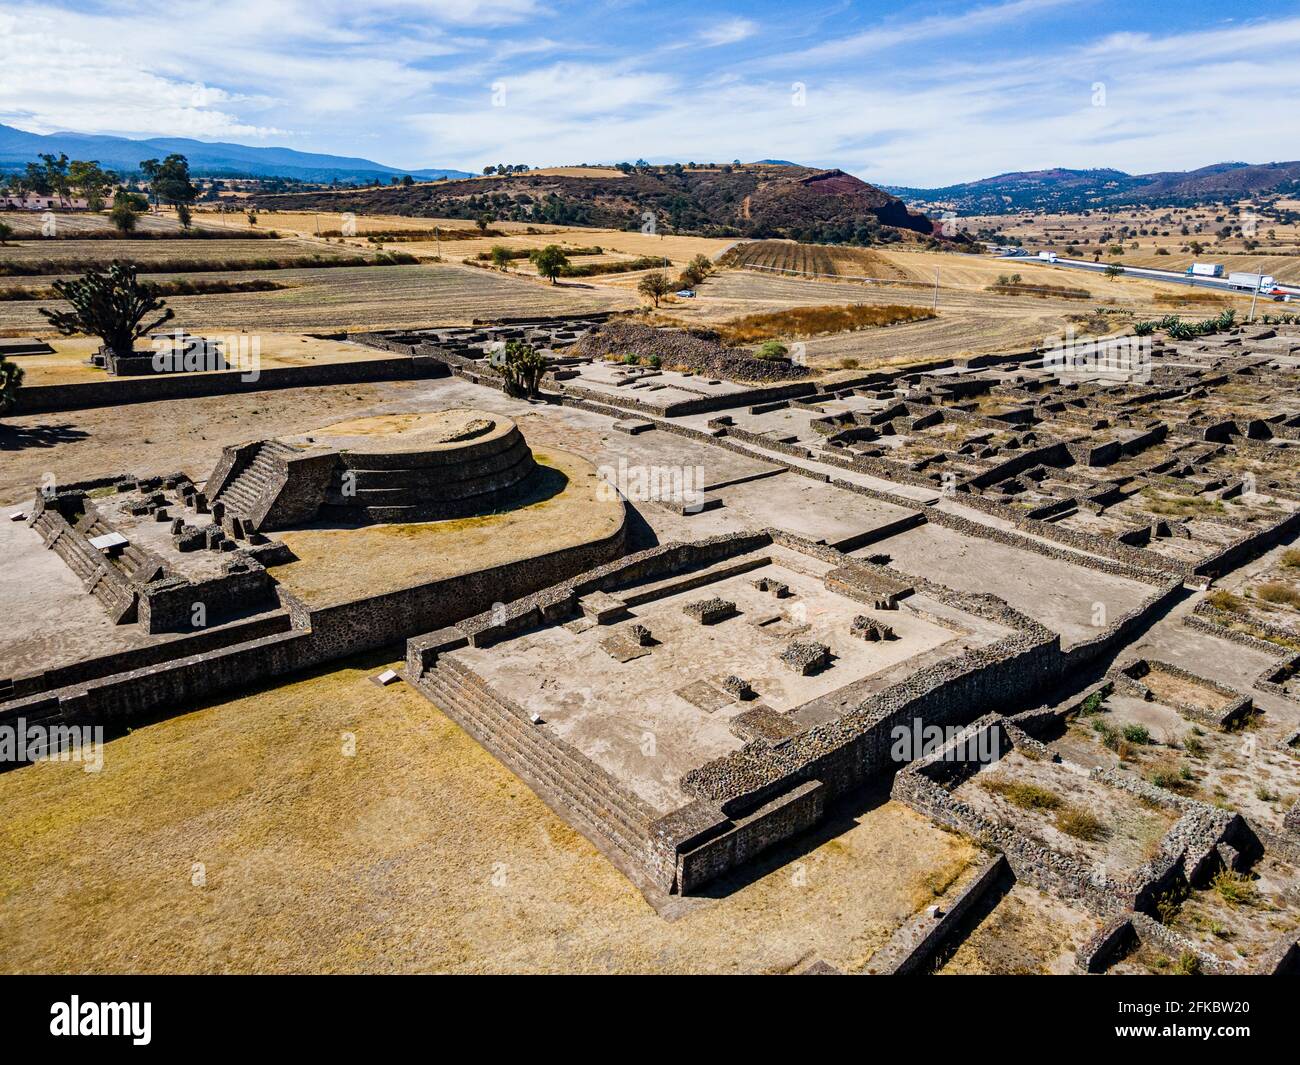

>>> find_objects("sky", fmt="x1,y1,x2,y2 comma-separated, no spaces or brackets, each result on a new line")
0,0,1297,186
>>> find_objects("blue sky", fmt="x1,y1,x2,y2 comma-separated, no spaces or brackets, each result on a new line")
0,0,1297,185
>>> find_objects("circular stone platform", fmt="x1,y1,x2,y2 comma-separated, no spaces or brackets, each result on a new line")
285,409,539,523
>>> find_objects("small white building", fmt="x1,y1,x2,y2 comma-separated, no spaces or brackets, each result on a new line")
0,194,89,211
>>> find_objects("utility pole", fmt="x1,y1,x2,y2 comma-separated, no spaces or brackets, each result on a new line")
1247,258,1266,322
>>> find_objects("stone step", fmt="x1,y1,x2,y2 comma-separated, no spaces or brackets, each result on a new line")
418,667,650,861
420,675,647,861
423,667,649,844
435,657,653,829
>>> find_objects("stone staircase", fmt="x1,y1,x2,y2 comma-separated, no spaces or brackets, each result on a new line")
413,655,654,875
215,440,297,525
32,510,137,623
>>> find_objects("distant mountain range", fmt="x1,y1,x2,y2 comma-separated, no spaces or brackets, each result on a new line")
887,162,1300,214
0,124,473,184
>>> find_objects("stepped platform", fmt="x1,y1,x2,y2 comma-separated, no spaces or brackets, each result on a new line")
209,409,540,530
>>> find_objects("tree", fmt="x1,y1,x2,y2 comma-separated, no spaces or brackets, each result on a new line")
40,263,175,358
679,253,713,289
476,212,492,232
0,353,23,417
500,340,546,398
39,153,71,205
529,244,570,284
1104,264,1124,280
489,245,513,270
140,154,197,216
0,221,13,245
400,175,414,187
68,159,116,211
637,270,673,307
108,189,147,234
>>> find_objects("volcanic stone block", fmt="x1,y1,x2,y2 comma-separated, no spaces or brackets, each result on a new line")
682,597,737,625
675,679,731,714
851,615,897,641
751,577,790,598
578,590,628,624
780,640,830,676
731,704,801,744
721,674,755,700
176,527,205,552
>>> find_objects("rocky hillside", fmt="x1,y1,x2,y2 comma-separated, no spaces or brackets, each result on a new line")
250,164,941,244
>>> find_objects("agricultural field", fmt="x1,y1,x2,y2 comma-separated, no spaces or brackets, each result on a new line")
0,261,634,335
0,211,254,238
723,239,915,282
0,235,364,274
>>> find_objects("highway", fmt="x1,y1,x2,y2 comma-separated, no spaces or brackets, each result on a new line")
1001,252,1300,299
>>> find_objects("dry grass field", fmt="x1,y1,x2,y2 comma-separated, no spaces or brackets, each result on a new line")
0,651,978,974
0,262,635,335
0,235,360,273
0,211,243,238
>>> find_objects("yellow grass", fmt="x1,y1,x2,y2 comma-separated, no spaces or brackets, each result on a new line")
713,302,937,343
0,654,977,973
268,449,621,607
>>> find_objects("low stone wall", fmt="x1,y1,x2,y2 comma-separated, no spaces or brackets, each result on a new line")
864,853,1009,974
1,504,628,748
0,611,292,701
13,354,447,414
1112,658,1254,731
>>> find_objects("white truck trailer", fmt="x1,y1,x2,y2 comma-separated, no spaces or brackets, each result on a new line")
1227,271,1276,291
1187,262,1224,278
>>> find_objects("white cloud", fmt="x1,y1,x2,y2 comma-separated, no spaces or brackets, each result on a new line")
699,18,758,47
0,2,1296,183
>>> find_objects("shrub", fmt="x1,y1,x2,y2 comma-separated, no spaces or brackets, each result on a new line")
1147,761,1194,793
0,353,23,417
1122,723,1152,745
1172,951,1202,976
1255,582,1300,608
981,778,1061,811
1078,691,1105,716
755,340,789,361
1211,869,1257,906
1206,589,1244,613
1056,807,1107,841
715,303,935,344
1280,549,1300,571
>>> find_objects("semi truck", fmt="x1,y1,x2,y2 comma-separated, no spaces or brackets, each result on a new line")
1227,271,1276,291
1186,262,1224,278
